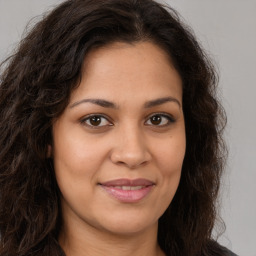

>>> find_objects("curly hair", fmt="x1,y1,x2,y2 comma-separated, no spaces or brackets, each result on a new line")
0,0,227,255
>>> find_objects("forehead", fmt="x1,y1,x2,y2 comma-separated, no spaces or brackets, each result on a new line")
70,41,182,104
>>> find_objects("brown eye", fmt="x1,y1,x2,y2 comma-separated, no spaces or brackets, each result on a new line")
145,114,174,126
81,115,112,128
150,115,162,125
89,116,102,126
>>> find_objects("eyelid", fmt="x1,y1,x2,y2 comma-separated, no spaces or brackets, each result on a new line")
79,112,175,129
80,114,113,128
144,112,175,126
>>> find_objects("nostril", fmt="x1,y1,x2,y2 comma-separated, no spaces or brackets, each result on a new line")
110,150,151,169
109,132,152,168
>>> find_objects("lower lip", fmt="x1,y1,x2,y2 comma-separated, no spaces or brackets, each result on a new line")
100,185,154,203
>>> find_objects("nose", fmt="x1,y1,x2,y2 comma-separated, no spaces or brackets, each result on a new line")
110,126,151,169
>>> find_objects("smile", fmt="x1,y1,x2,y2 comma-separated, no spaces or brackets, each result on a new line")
99,179,155,203
109,186,146,190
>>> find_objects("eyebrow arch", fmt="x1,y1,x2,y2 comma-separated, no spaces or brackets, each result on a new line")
70,99,117,109
144,97,181,108
69,96,181,109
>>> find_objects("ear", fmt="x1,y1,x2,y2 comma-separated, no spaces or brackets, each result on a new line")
47,145,53,158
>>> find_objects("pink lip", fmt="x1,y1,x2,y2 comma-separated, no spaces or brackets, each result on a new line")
99,179,155,203
101,178,154,187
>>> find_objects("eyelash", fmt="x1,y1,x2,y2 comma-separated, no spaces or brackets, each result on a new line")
145,113,175,127
80,113,175,129
80,114,112,129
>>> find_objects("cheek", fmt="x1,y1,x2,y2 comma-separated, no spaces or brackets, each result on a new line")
53,126,107,175
156,136,186,175
154,134,186,201
52,132,113,209
52,134,102,211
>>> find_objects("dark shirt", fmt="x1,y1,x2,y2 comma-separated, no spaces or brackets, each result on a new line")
224,247,238,256
205,242,238,256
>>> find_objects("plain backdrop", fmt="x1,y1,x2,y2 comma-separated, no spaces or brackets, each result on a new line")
0,1,255,256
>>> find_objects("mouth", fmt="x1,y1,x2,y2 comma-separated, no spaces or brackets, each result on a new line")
106,185,147,190
99,179,155,203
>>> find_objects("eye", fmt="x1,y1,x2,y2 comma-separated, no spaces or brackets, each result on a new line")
80,115,112,128
145,113,174,127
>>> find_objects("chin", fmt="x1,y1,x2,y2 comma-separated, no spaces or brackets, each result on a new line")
97,212,159,236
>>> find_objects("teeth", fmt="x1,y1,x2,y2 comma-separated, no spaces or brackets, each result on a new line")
122,186,131,190
130,186,143,190
112,186,144,190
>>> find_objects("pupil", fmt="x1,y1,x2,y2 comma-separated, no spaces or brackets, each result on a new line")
90,116,101,126
151,115,161,125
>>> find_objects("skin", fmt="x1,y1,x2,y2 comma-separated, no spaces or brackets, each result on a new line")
51,41,186,256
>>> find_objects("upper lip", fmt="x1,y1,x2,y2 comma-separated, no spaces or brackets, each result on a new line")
100,179,155,187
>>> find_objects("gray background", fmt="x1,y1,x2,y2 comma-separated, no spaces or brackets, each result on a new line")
0,1,255,255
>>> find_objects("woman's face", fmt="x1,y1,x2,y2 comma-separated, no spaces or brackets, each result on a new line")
52,42,186,236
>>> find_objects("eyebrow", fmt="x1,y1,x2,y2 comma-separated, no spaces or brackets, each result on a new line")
69,96,181,109
144,97,181,108
70,99,117,109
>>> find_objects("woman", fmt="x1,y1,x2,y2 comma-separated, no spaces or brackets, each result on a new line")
0,0,237,255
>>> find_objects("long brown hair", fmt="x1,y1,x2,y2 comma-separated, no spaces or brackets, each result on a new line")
0,0,227,255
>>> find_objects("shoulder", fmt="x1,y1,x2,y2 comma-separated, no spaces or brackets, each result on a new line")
204,240,238,256
223,248,238,256
218,243,238,256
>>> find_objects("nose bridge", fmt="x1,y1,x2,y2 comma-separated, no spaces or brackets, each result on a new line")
110,122,151,168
